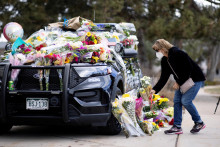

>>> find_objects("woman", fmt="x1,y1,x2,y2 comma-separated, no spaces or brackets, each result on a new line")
150,39,206,135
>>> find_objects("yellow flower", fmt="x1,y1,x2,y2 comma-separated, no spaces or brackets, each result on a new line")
156,125,159,129
153,94,160,101
26,38,32,43
36,36,43,41
159,98,169,105
94,39,97,44
87,32,91,37
117,108,123,114
90,23,96,26
112,35,120,42
152,122,156,126
112,99,119,107
92,56,99,63
143,120,149,124
122,93,130,98
163,98,169,102
42,50,46,54
65,58,70,64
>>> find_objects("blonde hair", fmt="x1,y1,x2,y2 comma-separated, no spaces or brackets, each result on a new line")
152,39,173,54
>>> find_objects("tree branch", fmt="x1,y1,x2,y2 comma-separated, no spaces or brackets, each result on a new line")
205,0,220,5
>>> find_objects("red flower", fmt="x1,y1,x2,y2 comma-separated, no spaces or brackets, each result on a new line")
36,44,44,51
88,41,94,45
74,57,79,63
169,118,174,125
24,48,31,52
92,52,100,57
158,122,164,127
44,55,53,59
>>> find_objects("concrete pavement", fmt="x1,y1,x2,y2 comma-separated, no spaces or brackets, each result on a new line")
177,87,220,147
0,87,219,147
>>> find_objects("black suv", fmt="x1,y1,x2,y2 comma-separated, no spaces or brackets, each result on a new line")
0,23,142,135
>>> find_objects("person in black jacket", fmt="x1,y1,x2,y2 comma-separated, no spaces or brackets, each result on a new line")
150,39,206,135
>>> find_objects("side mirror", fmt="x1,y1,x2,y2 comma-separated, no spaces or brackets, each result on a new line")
122,48,137,58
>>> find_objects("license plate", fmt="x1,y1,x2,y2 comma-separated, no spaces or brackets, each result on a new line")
26,98,49,110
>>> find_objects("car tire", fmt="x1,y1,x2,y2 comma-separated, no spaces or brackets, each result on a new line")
100,87,122,135
0,122,13,134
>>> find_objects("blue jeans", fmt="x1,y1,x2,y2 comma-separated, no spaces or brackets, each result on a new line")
173,81,204,128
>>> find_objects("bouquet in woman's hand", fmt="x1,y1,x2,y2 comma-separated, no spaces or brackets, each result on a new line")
140,76,152,102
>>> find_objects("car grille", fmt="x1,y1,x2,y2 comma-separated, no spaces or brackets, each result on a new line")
69,67,87,89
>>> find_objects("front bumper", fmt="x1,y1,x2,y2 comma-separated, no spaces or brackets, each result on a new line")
3,64,113,127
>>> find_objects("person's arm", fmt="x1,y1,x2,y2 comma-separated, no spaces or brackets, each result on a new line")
152,57,171,94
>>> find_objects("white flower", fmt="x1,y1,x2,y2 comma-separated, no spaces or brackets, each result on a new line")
16,53,26,61
128,35,138,41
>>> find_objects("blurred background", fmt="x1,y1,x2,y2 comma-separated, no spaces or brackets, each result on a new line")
0,0,220,99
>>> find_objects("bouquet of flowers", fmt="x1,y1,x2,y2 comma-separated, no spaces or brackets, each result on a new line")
44,54,52,91
25,30,47,48
145,111,158,119
121,39,133,48
112,97,146,138
152,122,159,132
53,54,65,91
121,94,137,127
135,97,143,120
112,98,123,121
138,120,152,136
156,98,169,110
163,107,174,117
140,76,152,102
9,53,26,83
155,119,165,128
82,32,101,45
35,52,45,90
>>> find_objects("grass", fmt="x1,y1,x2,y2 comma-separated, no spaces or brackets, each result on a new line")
204,87,220,94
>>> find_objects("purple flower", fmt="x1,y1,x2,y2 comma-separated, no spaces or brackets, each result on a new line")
66,43,73,50
79,45,87,50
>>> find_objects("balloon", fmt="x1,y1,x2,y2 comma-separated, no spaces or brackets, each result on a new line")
3,22,24,43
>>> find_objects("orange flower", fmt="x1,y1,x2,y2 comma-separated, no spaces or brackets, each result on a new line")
100,47,105,54
65,58,70,64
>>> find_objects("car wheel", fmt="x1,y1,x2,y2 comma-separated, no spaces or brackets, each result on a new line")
100,87,122,135
0,122,13,134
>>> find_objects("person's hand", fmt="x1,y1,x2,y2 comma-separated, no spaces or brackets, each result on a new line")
150,89,156,95
173,82,179,90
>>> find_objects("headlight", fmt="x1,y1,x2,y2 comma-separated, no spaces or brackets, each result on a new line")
74,66,110,77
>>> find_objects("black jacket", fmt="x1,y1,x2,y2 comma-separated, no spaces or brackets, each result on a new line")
153,47,206,93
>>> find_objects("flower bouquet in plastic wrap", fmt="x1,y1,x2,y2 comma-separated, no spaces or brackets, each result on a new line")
112,90,146,138
144,111,158,119
43,55,52,91
138,120,153,136
152,94,169,110
163,107,174,125
135,97,143,120
53,54,66,91
35,51,45,90
139,76,152,101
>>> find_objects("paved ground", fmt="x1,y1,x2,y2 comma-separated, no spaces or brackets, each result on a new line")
0,86,219,147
